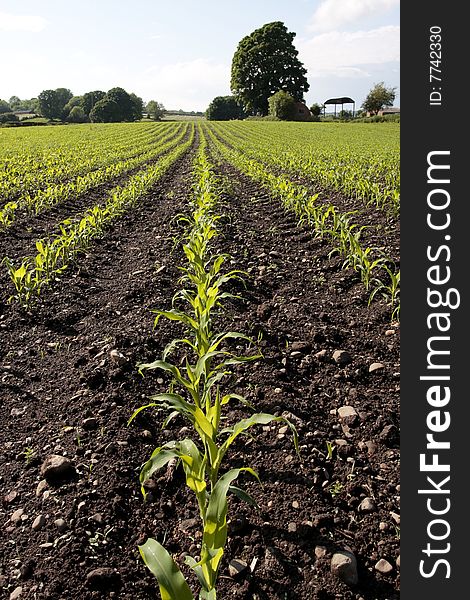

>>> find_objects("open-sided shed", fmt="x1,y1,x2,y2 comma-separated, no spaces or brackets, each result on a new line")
323,97,355,117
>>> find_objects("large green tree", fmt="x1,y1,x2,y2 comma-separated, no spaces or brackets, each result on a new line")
89,98,120,123
231,21,309,116
0,99,11,113
361,82,396,115
146,100,165,121
81,91,106,117
106,87,135,121
206,95,244,120
129,93,144,121
37,88,72,119
37,90,61,119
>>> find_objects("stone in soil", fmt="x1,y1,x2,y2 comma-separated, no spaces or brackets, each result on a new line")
338,405,358,425
358,497,376,513
375,558,393,574
86,567,121,590
332,350,352,365
40,455,76,482
330,550,358,586
228,558,248,578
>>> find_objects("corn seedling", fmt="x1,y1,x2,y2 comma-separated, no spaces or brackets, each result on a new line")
132,138,298,599
368,264,401,319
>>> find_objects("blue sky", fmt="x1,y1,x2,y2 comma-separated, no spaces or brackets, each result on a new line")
0,0,399,111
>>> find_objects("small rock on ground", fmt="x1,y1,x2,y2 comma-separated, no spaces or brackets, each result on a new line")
40,455,75,481
333,350,352,365
338,405,358,425
375,558,393,574
331,551,358,586
10,587,23,600
228,558,248,578
86,567,121,590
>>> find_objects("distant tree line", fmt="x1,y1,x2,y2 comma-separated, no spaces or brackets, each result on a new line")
1,88,166,124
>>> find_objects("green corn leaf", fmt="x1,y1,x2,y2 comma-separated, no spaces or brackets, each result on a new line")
162,410,180,429
162,337,197,360
218,413,299,465
139,538,194,600
229,484,260,509
207,331,254,353
127,402,158,425
14,263,27,280
137,360,191,390
139,445,181,494
184,556,210,592
204,467,258,553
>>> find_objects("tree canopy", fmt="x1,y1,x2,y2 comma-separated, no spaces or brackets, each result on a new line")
231,21,309,116
89,98,120,123
146,100,165,121
81,91,106,117
37,88,72,120
0,99,11,114
268,91,295,120
206,96,244,121
361,82,397,115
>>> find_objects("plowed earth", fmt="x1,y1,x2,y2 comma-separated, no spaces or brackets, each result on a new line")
1,138,400,600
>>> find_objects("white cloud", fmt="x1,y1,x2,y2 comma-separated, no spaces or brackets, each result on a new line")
309,0,399,32
137,59,230,111
299,25,399,77
0,12,47,32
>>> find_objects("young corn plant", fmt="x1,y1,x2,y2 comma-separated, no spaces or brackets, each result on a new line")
132,140,298,599
369,264,401,320
1,257,41,308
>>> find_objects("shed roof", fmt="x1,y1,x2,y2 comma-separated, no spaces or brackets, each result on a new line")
324,97,355,105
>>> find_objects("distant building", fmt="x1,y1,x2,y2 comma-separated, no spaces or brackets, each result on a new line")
323,97,355,117
293,101,312,121
367,107,400,117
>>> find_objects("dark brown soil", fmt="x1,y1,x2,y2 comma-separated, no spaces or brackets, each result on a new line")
0,137,399,600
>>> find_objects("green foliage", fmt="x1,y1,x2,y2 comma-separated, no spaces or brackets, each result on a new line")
106,87,135,121
361,82,397,115
310,103,323,117
231,21,309,115
0,112,19,124
2,123,195,306
67,106,87,123
55,88,73,118
206,96,244,121
139,540,195,600
63,96,82,117
146,100,166,121
8,96,21,110
37,90,60,119
268,91,295,120
130,93,144,121
89,98,120,123
205,121,400,320
81,91,106,116
0,99,11,113
37,88,72,120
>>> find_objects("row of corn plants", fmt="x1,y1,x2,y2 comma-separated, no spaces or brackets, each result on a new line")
0,123,186,229
131,129,298,599
2,124,195,308
206,124,400,320
211,121,400,215
0,121,168,202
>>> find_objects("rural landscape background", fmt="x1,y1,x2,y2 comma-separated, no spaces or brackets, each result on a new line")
1,1,400,599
